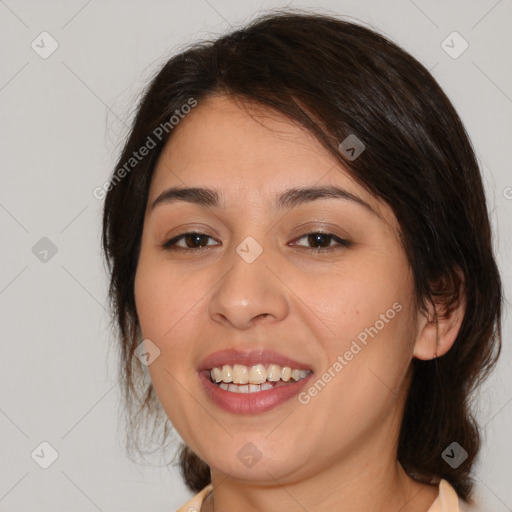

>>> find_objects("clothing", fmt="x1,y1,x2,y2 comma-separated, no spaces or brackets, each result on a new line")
176,479,480,511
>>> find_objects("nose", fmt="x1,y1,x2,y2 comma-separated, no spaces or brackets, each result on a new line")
208,243,289,330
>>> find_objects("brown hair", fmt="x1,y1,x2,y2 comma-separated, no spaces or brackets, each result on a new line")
101,10,502,499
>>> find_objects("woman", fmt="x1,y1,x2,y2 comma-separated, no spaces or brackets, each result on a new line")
101,11,502,511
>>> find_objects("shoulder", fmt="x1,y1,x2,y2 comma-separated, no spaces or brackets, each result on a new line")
179,481,488,511
175,484,213,512
433,479,488,512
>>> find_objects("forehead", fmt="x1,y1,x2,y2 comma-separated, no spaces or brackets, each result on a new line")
154,94,333,178
149,95,394,226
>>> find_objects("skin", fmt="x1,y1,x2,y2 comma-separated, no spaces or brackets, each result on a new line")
134,95,465,512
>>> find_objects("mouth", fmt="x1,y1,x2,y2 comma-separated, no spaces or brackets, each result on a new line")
197,349,314,414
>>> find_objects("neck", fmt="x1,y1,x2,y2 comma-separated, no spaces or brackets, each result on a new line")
203,461,438,512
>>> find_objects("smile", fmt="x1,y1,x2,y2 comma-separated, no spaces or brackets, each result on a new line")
209,363,312,393
198,348,314,414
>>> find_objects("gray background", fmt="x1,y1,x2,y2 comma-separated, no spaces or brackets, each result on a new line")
0,0,511,510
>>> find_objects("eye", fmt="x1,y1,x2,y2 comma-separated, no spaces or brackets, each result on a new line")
162,232,219,251
161,231,351,252
292,232,351,251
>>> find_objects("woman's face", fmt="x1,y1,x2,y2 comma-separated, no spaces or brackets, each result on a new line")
134,95,422,485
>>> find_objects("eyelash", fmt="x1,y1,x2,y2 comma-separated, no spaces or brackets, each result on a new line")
161,231,352,252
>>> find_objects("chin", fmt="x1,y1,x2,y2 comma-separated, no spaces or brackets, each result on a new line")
202,438,312,484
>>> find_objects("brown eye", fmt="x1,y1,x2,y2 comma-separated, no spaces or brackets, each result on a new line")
293,232,351,250
163,232,218,250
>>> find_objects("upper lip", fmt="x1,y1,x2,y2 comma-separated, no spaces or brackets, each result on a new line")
198,348,312,372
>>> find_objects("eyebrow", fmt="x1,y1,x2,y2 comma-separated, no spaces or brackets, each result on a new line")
150,185,378,217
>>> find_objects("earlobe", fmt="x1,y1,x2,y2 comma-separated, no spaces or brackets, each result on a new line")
413,287,466,361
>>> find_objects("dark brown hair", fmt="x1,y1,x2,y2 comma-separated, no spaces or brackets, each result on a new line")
101,10,502,500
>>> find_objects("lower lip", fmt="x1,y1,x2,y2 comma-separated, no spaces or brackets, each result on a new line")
199,371,313,415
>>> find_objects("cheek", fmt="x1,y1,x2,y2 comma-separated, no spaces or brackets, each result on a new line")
294,265,407,339
297,256,416,391
133,253,208,403
134,252,203,342
134,256,202,431
134,261,168,340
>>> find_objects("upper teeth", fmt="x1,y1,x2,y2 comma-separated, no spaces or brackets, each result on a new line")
210,364,311,385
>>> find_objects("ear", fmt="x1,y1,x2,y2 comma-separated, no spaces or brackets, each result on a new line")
413,272,466,360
